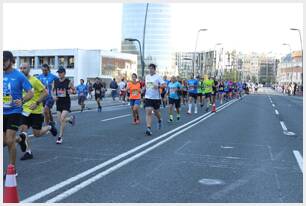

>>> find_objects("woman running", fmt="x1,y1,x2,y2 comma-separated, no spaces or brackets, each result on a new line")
126,73,141,124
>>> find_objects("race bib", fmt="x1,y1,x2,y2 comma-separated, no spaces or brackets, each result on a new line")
57,89,66,97
3,95,12,108
189,85,194,90
146,82,154,89
80,92,84,96
96,90,100,94
170,88,176,94
132,89,139,96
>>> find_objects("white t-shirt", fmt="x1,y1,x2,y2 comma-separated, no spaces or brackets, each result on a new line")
118,81,126,90
145,74,165,99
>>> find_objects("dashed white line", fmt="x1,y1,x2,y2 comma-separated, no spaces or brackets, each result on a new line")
100,114,131,122
280,121,288,131
293,150,303,173
272,104,275,107
275,109,279,115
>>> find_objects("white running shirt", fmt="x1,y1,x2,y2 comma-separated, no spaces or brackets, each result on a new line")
145,74,165,100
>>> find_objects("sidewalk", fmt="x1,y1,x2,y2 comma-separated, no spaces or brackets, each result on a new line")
51,97,126,114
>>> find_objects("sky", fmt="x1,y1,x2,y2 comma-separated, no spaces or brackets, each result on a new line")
3,3,303,56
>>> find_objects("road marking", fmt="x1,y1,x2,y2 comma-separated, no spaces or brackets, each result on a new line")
280,121,288,131
21,99,237,203
101,114,131,122
46,100,238,203
275,109,279,115
293,150,303,173
272,104,275,107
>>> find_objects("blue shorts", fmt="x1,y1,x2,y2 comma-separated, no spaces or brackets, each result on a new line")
43,96,54,109
130,99,141,106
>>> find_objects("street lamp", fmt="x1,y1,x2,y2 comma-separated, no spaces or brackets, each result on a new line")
193,28,208,78
282,43,292,83
125,38,145,78
290,28,303,87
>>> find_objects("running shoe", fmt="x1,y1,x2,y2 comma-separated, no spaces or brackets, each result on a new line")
56,137,63,144
69,115,76,126
18,132,28,153
136,119,140,124
158,120,162,130
145,128,152,136
177,114,180,120
49,122,58,137
20,152,33,161
195,110,198,114
132,120,137,125
168,115,173,123
187,111,192,115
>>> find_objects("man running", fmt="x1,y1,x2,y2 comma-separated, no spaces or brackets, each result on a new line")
187,75,199,114
218,80,225,104
53,66,76,144
76,79,88,112
203,76,214,112
3,51,33,168
167,76,182,122
197,76,205,108
126,73,141,124
17,63,58,160
38,64,58,125
161,75,170,108
93,77,104,112
144,64,166,136
212,77,219,104
118,78,127,103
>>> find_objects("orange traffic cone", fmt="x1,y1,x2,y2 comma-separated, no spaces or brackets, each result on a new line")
212,103,216,113
4,164,19,203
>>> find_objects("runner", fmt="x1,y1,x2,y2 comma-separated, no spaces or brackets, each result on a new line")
16,63,58,160
187,75,199,114
144,64,166,136
203,76,214,112
212,77,219,104
118,78,127,103
224,79,230,102
53,66,76,144
38,64,58,125
197,76,205,108
93,77,104,112
161,75,170,108
167,76,182,122
126,73,141,124
218,80,225,104
3,51,33,167
181,79,188,105
76,79,88,112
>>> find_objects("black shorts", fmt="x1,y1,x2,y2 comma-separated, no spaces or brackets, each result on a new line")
3,113,22,132
169,97,180,108
161,92,166,99
212,90,217,96
21,113,44,130
182,91,187,97
144,98,161,110
197,93,203,97
188,93,198,99
56,98,71,112
95,94,102,100
78,96,86,105
204,93,212,98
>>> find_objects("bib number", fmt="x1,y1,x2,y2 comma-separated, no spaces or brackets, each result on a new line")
3,95,12,108
22,111,30,117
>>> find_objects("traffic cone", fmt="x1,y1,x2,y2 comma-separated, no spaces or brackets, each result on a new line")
212,103,216,113
3,164,19,203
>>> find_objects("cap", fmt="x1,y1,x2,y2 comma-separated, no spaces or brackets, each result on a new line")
3,51,14,62
57,66,66,73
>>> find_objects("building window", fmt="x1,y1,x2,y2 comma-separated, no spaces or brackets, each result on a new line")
67,56,74,68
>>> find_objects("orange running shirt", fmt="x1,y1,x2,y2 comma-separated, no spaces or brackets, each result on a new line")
128,82,141,100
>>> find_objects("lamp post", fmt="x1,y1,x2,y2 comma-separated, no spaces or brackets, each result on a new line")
290,28,303,88
193,28,208,78
124,38,145,78
282,43,292,83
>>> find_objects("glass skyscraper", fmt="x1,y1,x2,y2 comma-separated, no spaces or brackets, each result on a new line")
121,3,173,76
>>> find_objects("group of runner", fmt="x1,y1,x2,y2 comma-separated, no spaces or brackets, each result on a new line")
3,50,247,173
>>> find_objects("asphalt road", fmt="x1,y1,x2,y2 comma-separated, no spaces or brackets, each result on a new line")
3,88,303,203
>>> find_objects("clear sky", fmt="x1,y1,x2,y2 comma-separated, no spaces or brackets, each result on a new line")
3,2,303,56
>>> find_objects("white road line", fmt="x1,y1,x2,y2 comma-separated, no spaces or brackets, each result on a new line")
275,109,279,115
293,150,303,173
46,99,238,203
272,104,275,107
101,114,131,122
21,99,238,203
280,121,288,131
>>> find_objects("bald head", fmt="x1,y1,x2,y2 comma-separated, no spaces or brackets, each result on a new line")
20,63,31,76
